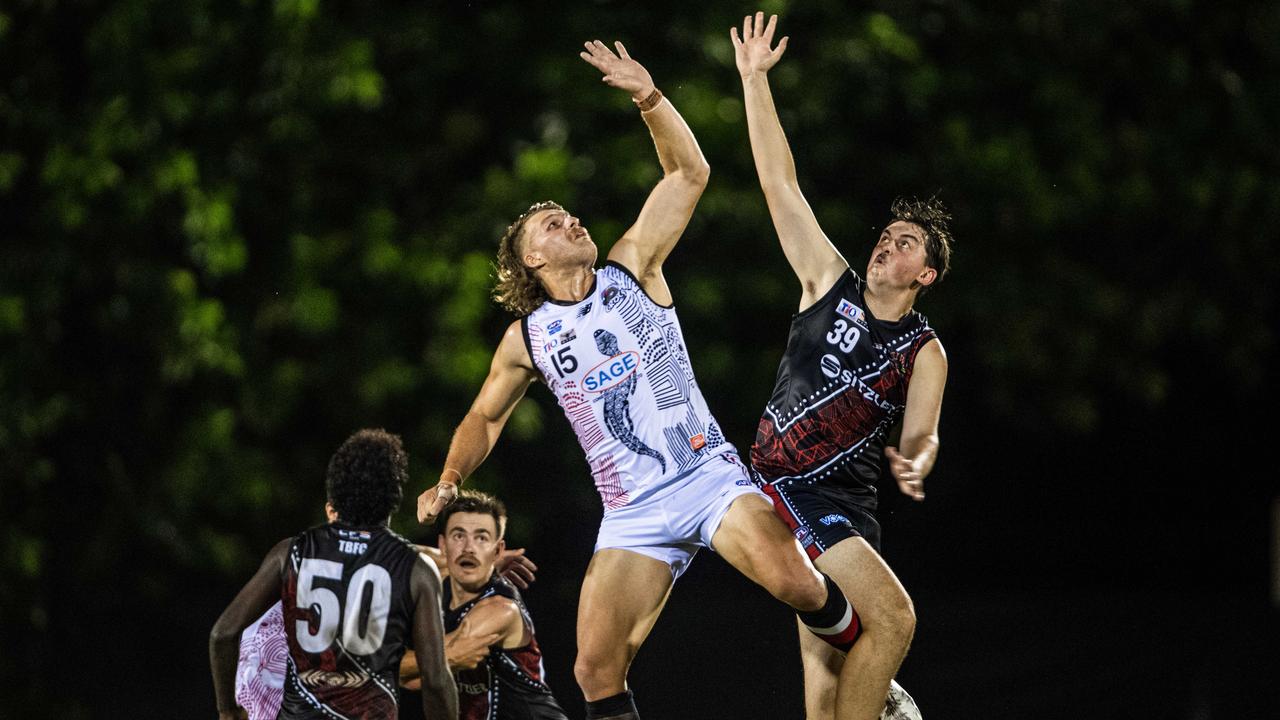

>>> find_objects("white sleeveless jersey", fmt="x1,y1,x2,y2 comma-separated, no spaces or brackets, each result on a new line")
522,262,736,510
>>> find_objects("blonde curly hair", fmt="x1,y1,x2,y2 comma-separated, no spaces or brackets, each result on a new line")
492,201,564,316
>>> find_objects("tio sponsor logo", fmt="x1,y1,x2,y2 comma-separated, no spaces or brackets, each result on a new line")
583,351,639,392
836,298,868,328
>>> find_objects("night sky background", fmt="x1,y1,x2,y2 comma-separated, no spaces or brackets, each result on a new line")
1,1,1276,718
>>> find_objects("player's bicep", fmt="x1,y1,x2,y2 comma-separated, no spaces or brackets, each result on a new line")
470,324,538,424
901,340,948,441
464,597,524,648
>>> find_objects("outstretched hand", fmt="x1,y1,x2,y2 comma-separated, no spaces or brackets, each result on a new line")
730,12,789,79
579,40,656,101
497,547,539,589
886,447,926,502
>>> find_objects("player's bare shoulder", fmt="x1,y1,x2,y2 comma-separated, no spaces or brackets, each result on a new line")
498,319,537,372
915,336,948,374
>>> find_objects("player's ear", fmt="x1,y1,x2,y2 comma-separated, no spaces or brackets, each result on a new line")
495,538,506,558
325,502,338,522
523,250,545,271
437,533,446,553
917,266,937,287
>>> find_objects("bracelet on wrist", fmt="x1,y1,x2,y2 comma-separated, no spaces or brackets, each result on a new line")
634,87,663,112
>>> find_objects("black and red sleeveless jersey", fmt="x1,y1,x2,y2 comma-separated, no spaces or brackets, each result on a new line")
445,576,567,720
750,270,938,506
278,523,421,720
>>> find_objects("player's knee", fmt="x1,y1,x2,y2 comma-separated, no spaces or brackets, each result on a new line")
774,569,826,612
574,649,629,695
874,588,916,648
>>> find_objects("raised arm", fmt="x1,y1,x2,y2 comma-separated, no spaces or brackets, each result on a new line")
410,558,459,718
209,538,290,719
417,321,538,524
732,13,849,309
580,40,710,304
885,340,948,501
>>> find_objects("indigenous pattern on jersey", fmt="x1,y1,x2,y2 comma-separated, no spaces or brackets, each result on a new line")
751,270,938,508
523,262,734,509
278,523,420,720
445,575,568,720
236,601,287,720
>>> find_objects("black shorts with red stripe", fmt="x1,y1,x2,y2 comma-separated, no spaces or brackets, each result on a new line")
754,472,881,558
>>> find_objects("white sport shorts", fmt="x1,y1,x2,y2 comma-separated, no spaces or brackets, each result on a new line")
594,453,767,578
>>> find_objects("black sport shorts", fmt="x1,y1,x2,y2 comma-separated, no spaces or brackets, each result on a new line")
755,472,881,558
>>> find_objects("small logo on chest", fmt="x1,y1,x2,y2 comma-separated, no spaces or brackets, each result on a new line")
836,298,869,329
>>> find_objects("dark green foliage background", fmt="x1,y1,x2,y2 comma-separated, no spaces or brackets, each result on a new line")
1,1,1275,717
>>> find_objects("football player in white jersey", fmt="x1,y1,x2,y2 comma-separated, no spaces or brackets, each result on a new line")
416,40,865,720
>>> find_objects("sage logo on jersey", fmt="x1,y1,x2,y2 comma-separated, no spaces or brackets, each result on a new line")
836,298,868,329
583,351,639,393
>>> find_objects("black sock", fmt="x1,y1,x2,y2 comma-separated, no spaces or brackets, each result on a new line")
796,573,862,652
586,689,639,720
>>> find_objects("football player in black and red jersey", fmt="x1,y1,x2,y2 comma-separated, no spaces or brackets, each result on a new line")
402,490,568,720
734,13,955,720
210,429,457,719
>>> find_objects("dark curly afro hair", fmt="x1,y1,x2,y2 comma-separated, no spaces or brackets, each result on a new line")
326,428,407,527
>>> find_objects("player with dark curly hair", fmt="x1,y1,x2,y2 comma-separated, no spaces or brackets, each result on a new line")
734,13,954,720
211,429,457,720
